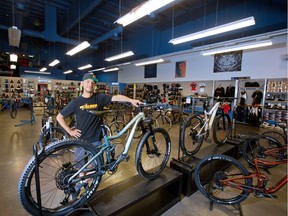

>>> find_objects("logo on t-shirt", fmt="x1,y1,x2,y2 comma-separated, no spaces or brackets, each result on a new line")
80,103,98,110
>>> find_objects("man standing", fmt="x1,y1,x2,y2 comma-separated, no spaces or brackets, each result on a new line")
56,72,141,198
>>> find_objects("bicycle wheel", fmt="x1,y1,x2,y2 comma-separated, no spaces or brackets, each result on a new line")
241,135,283,168
18,139,103,216
194,154,252,205
136,127,171,179
179,112,190,126
261,130,286,146
38,126,69,149
158,115,172,131
10,100,17,119
109,120,129,144
212,114,232,145
180,115,204,156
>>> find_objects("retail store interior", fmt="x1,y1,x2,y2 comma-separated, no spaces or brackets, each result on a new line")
0,0,287,216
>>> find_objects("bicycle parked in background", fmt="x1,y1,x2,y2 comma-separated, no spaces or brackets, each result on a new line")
0,96,17,119
18,103,171,216
180,98,232,156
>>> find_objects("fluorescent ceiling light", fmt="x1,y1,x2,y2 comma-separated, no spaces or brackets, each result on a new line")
89,67,106,72
40,67,47,72
135,58,164,66
66,41,90,56
49,59,60,67
103,67,119,72
10,64,16,69
169,16,255,45
105,51,134,62
117,62,131,66
78,64,92,70
63,70,73,74
9,53,18,62
24,70,51,75
115,0,175,27
201,40,272,56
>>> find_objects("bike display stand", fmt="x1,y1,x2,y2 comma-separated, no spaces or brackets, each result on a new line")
170,122,240,196
68,167,183,216
15,97,36,127
33,144,43,216
209,201,243,216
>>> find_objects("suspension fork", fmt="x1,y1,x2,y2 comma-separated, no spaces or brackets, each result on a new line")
143,119,159,154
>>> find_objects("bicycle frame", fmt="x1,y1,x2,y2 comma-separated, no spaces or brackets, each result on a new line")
221,146,287,196
195,102,221,137
68,111,145,184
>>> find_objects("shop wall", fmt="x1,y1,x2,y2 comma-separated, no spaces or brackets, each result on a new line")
118,36,287,84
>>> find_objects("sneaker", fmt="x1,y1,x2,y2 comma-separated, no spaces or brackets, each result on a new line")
71,182,88,200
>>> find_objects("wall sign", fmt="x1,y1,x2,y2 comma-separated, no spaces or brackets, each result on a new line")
213,51,242,72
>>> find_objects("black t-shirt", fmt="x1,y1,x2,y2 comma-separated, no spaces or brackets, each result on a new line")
60,93,113,142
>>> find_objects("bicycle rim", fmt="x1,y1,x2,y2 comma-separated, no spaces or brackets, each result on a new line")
136,128,171,179
18,139,102,216
241,135,283,168
158,115,172,131
213,114,231,145
180,115,204,156
194,155,251,205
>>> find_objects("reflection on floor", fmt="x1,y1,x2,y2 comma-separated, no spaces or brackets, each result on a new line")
0,109,286,216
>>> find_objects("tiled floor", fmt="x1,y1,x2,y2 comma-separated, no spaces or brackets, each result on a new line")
0,108,286,216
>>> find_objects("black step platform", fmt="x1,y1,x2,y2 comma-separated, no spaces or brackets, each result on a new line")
170,141,240,196
68,167,182,216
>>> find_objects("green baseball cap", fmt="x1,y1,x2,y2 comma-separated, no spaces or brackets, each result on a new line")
82,73,98,83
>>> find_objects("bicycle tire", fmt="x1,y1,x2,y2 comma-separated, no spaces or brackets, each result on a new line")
10,100,17,119
241,135,283,168
180,115,204,156
212,114,232,145
18,139,103,216
179,112,190,126
38,126,69,149
194,154,252,205
136,127,171,179
109,120,129,144
158,115,172,131
261,130,286,146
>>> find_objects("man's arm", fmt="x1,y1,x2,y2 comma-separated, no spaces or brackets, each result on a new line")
56,113,82,138
111,94,142,107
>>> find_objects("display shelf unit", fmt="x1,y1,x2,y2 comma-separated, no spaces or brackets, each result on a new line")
263,78,288,125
